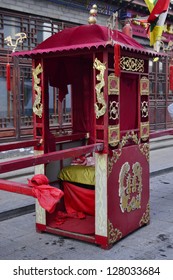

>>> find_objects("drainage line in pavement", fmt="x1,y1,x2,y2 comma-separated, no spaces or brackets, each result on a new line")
150,167,173,178
0,204,35,222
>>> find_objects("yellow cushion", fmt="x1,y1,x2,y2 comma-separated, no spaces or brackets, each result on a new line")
58,165,95,185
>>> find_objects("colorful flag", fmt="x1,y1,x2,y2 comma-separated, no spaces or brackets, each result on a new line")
144,0,170,50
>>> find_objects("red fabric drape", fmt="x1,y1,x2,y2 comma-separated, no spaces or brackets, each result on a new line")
46,57,95,143
63,181,95,216
28,174,64,213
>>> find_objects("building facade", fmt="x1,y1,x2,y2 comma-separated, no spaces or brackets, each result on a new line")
0,0,173,142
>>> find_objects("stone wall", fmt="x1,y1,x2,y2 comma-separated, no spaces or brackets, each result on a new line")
0,0,110,26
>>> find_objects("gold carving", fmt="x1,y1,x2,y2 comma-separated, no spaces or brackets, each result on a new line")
139,143,149,162
95,153,108,237
108,125,120,147
140,77,149,95
120,56,144,72
119,162,143,213
141,101,148,118
108,73,120,95
33,63,43,118
93,58,107,118
109,101,119,120
108,131,139,174
139,203,150,226
5,32,27,52
108,220,122,244
119,131,139,149
140,122,149,141
108,148,122,175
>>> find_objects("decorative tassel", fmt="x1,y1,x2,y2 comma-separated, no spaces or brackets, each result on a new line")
114,44,120,77
6,63,11,91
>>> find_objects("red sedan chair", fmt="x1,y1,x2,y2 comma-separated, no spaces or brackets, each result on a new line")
4,23,159,248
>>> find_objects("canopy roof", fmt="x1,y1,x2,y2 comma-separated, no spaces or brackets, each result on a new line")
13,24,160,58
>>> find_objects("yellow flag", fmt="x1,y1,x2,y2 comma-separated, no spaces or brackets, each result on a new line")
144,0,170,50
144,0,155,12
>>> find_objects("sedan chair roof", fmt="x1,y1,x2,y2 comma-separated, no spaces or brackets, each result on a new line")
13,24,162,58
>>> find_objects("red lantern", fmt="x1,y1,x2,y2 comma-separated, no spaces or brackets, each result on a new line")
6,63,11,91
122,23,133,38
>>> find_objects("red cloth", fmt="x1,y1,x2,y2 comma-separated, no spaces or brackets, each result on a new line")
63,181,95,216
47,210,85,226
47,212,95,234
28,174,64,213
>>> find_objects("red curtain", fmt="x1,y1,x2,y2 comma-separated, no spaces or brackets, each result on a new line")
63,181,95,216
120,73,138,131
46,56,95,143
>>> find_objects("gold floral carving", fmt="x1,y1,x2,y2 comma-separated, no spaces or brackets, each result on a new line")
109,101,119,120
108,220,122,244
141,101,148,118
139,203,150,226
139,143,150,162
140,122,149,141
108,131,139,174
140,77,149,95
119,131,139,149
108,73,120,95
108,148,122,175
108,125,120,147
93,58,107,118
33,63,43,118
119,162,143,213
120,56,144,72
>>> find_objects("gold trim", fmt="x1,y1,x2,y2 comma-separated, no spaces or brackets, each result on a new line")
108,220,122,244
120,56,144,72
140,77,149,95
139,143,149,162
108,73,120,95
139,203,150,226
119,162,143,213
33,63,43,118
93,58,107,118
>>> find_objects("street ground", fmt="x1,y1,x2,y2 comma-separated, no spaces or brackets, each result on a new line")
0,136,173,259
